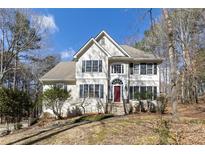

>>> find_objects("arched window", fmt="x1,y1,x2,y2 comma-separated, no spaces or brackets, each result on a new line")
112,78,123,85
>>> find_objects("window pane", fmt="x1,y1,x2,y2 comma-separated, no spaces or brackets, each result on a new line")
129,86,133,99
140,63,146,75
99,60,102,72
116,65,121,73
140,86,146,99
154,63,157,74
84,84,88,97
95,84,99,98
147,64,153,74
134,86,139,99
86,60,92,72
100,85,104,98
89,84,94,98
134,64,139,74
147,86,152,99
112,64,123,73
92,60,98,72
82,61,85,72
80,85,83,98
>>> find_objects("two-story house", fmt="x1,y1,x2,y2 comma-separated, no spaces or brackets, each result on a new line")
40,30,163,116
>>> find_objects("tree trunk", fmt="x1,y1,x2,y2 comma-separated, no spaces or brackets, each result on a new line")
13,53,18,90
163,8,178,121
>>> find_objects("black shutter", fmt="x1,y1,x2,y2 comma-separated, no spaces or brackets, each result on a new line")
82,61,85,72
99,60,102,72
154,63,157,75
129,63,133,75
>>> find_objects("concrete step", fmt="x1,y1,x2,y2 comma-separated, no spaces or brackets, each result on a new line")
108,103,125,115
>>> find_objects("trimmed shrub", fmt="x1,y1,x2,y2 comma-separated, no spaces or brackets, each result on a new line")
43,87,71,119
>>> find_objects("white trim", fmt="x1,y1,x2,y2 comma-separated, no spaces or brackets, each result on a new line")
110,63,125,74
74,38,111,59
95,30,131,57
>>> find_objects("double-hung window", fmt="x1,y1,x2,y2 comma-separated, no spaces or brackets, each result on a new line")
53,83,67,91
147,64,153,74
133,64,139,74
79,84,104,98
89,85,94,97
84,84,89,98
129,86,158,100
129,86,140,99
86,61,92,72
111,64,124,74
92,60,99,72
139,63,157,75
82,60,102,73
140,63,146,75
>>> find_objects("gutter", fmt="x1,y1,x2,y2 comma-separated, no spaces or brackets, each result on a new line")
108,57,163,63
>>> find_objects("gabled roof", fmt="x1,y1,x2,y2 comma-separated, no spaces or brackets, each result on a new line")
40,62,76,82
95,30,131,57
120,45,163,62
73,38,111,59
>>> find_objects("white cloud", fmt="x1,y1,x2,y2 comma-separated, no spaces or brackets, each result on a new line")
32,14,58,33
60,48,76,60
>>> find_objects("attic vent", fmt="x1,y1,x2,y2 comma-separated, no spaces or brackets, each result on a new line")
100,38,105,46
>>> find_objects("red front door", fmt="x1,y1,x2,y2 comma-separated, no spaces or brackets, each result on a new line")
114,86,121,102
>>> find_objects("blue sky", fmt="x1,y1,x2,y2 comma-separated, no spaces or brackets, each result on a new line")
35,8,162,61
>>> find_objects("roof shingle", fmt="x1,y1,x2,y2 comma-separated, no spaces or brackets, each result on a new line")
120,45,159,59
40,61,76,82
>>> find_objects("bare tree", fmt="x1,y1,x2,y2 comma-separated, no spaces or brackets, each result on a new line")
163,8,178,121
0,9,50,87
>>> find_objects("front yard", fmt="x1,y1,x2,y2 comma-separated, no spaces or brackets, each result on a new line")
1,98,205,145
